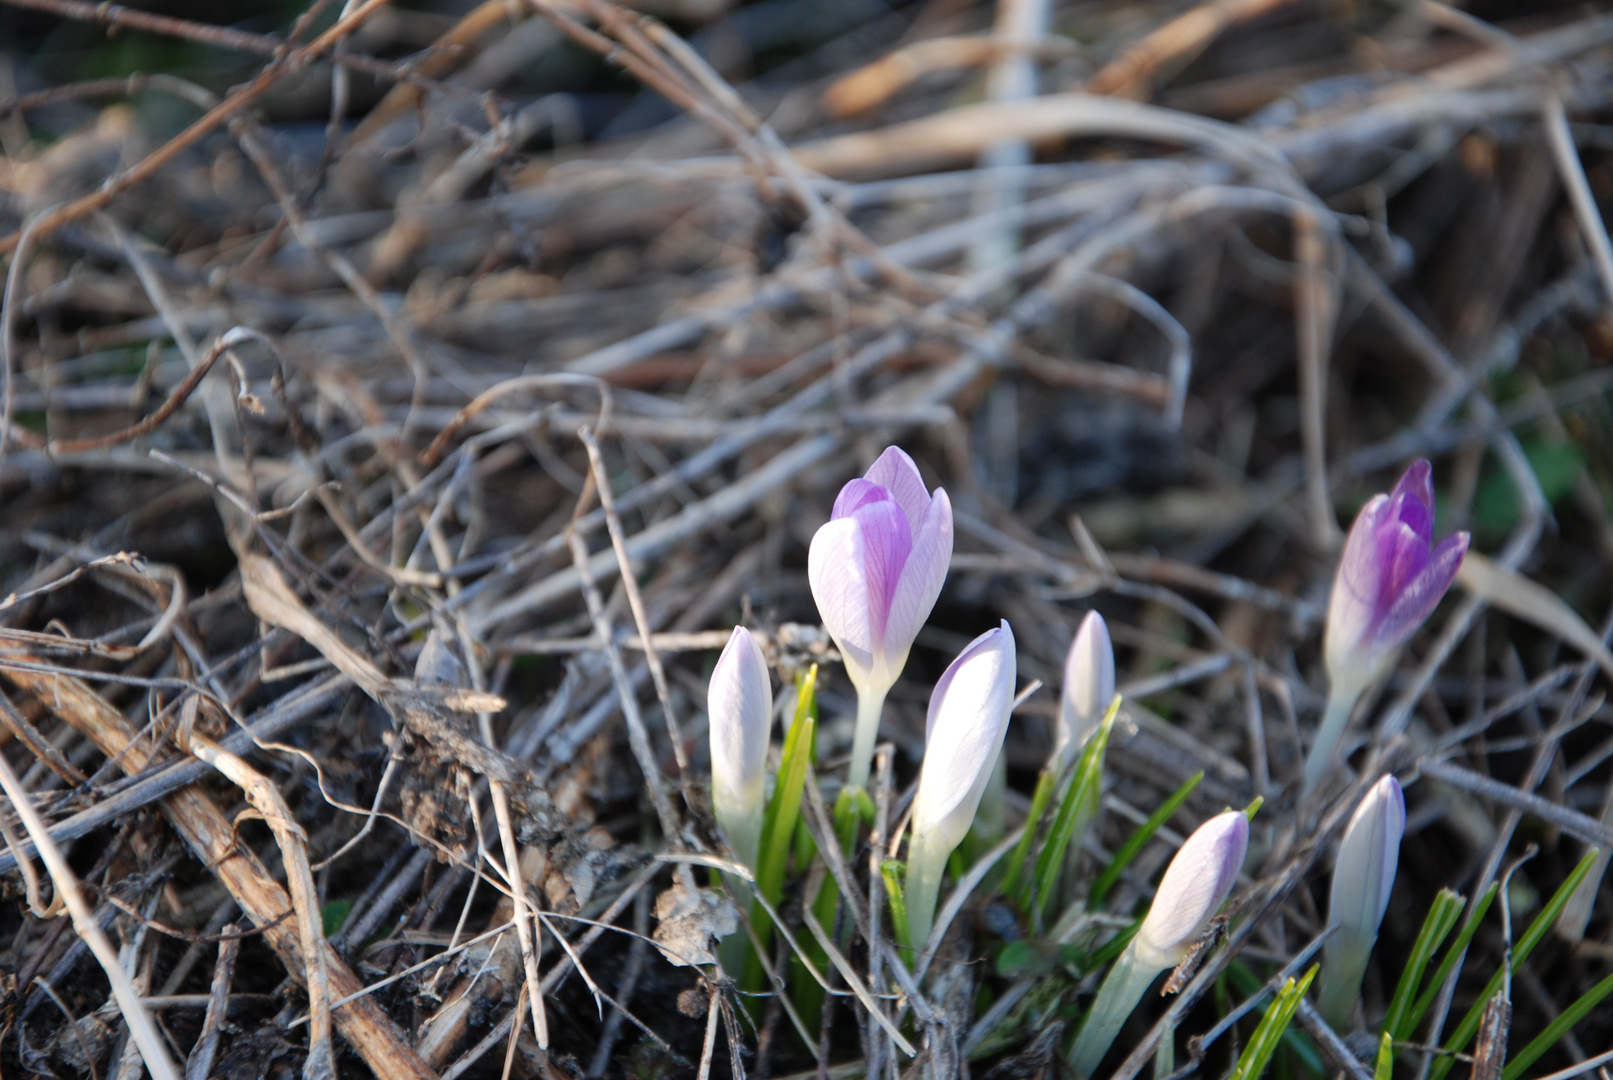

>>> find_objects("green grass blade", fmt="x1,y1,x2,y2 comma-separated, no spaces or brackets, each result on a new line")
1382,888,1465,1042
1032,697,1120,926
1429,848,1601,1080
1400,882,1499,1043
1004,768,1056,905
752,667,817,934
1226,963,1326,1076
1374,1032,1394,1080
1501,965,1613,1080
1088,771,1203,910
1228,965,1319,1080
882,860,910,951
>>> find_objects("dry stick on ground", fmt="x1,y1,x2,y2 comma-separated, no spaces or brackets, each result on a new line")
0,749,182,1080
1084,0,1307,99
176,700,336,1080
0,650,438,1078
0,0,403,257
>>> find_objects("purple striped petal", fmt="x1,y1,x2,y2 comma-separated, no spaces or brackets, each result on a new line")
808,501,911,684
863,445,931,533
1374,530,1469,651
1135,811,1248,968
883,487,953,676
833,478,893,520
1387,459,1434,543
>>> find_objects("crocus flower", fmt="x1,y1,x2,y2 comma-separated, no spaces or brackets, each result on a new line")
1303,461,1468,797
708,626,773,875
1069,811,1249,1076
1055,611,1115,772
809,446,953,789
904,621,1016,951
1316,775,1405,1029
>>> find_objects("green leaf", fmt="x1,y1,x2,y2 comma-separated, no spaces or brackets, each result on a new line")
750,666,817,955
1227,965,1319,1080
1400,883,1499,1043
882,860,910,955
1003,768,1056,903
1088,771,1202,910
1429,849,1601,1080
1502,964,1613,1080
1031,697,1119,926
1226,962,1326,1077
1382,888,1466,1042
321,899,352,938
1374,1032,1394,1080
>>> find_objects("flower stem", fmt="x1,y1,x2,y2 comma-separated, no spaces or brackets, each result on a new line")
1315,935,1370,1031
847,685,888,791
1067,942,1164,1078
904,822,950,954
1301,688,1360,800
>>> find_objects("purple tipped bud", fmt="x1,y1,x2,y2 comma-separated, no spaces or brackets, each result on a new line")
708,626,773,873
1133,811,1249,970
1056,611,1115,771
1325,461,1469,698
808,446,953,701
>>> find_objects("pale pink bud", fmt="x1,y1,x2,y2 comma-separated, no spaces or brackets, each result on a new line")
1056,611,1114,771
1133,811,1249,970
708,626,772,873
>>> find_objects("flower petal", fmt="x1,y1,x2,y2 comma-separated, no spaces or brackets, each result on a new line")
1387,460,1434,543
1330,775,1404,946
1135,811,1248,968
1373,530,1468,651
1376,519,1431,601
808,502,912,685
708,626,774,869
1326,494,1390,660
1057,610,1114,769
863,445,931,533
884,487,953,678
832,477,894,521
914,621,1016,846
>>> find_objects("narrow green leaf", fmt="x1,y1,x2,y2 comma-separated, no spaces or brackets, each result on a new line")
1003,768,1056,903
882,860,910,953
1502,965,1613,1080
1228,965,1319,1080
1032,697,1120,926
1374,1032,1394,1080
1382,888,1466,1042
753,667,817,932
1225,962,1326,1076
1088,771,1202,910
1429,848,1601,1080
1400,883,1499,1043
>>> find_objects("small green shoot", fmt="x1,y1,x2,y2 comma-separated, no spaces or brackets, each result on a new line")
1381,888,1465,1042
1002,767,1056,901
1373,1032,1394,1080
883,860,910,952
1429,848,1600,1080
746,664,817,989
1400,882,1498,1042
1226,965,1318,1080
1028,697,1120,925
1088,771,1202,909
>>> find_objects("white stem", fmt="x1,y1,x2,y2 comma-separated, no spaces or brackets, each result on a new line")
847,685,888,791
1301,688,1361,799
904,821,951,954
1316,934,1371,1031
1067,942,1164,1078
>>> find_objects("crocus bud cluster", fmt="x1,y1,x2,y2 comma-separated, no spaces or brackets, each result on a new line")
1056,611,1114,772
1317,775,1405,1028
906,621,1017,951
708,626,773,875
1304,461,1468,796
1068,811,1249,1076
809,446,953,789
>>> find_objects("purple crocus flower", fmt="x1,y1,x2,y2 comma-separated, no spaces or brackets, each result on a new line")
1304,461,1469,796
1325,460,1470,698
809,446,953,788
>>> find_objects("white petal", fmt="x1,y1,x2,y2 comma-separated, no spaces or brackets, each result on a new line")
808,518,876,685
1057,610,1114,769
913,622,1016,848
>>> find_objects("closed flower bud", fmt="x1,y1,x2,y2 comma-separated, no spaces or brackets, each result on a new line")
809,446,953,788
708,626,773,874
1317,775,1405,1028
904,621,1016,950
1325,460,1469,700
1132,810,1249,970
1055,611,1114,771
